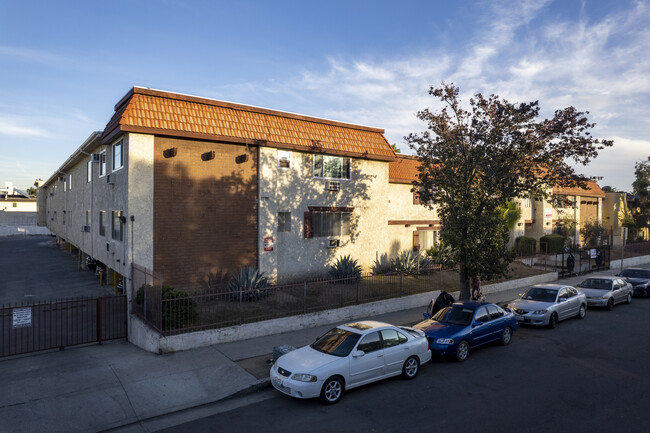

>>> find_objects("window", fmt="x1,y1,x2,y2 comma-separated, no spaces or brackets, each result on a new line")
13,203,17,208
313,154,350,179
68,174,72,190
112,210,123,241
112,139,123,171
99,151,107,176
524,197,531,208
85,210,90,226
53,211,57,222
99,211,106,236
312,211,351,237
475,307,490,323
278,150,291,169
487,305,504,320
278,212,291,232
380,329,402,348
62,211,66,225
357,332,382,353
87,160,92,182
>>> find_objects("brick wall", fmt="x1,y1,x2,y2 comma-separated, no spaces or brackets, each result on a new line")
154,137,258,288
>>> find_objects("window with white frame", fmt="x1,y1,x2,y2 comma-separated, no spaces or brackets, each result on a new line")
524,197,531,208
312,211,351,237
278,212,291,232
112,139,123,171
99,151,107,176
313,154,350,179
87,159,92,182
278,150,291,169
112,210,123,241
68,174,72,190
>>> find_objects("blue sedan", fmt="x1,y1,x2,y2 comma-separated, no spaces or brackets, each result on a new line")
413,301,518,362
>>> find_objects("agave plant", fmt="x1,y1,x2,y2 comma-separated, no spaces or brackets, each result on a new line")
328,255,362,281
390,250,433,275
228,266,269,301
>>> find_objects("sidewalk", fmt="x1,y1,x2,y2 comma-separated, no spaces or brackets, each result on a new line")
0,267,641,433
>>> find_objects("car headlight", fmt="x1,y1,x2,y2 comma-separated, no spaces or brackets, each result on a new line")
601,295,609,299
436,338,454,345
533,309,547,314
291,374,317,382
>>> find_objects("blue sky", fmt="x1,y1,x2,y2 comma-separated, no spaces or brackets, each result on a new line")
1,0,648,191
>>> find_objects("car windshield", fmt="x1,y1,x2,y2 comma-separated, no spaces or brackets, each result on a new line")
432,305,474,326
522,287,558,302
620,269,650,278
310,328,362,357
580,279,612,290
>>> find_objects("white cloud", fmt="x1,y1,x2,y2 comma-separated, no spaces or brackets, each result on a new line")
0,118,46,137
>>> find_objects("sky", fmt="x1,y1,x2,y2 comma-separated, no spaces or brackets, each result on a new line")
1,0,648,191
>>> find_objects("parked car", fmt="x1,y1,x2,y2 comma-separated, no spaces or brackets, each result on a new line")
413,301,517,362
507,284,587,328
270,321,431,404
576,276,633,310
618,268,650,297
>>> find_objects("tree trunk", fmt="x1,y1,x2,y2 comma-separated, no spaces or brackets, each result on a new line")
459,263,471,300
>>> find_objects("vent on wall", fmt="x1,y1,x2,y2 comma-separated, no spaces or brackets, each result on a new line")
327,181,341,191
81,225,90,232
327,238,340,248
92,153,101,162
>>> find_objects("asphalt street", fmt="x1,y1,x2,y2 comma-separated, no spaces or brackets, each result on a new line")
158,297,650,433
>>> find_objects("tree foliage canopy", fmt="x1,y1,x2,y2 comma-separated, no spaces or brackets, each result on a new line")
406,83,613,299
632,156,650,229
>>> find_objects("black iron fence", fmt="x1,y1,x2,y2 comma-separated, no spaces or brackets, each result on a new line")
523,245,611,278
0,295,127,358
132,266,457,336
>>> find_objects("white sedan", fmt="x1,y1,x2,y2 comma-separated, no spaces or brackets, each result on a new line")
270,320,432,404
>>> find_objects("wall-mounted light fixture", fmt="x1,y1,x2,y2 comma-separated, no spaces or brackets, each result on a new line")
202,150,215,161
163,147,178,158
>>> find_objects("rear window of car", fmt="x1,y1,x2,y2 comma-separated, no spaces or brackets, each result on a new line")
620,269,650,278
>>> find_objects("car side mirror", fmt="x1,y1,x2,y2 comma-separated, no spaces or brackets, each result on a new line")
473,321,483,327
558,298,567,303
423,312,432,319
352,350,365,358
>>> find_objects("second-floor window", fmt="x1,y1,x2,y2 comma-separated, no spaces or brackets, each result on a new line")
87,160,92,182
278,150,291,169
113,139,123,171
99,211,106,236
68,174,72,190
112,210,123,241
99,151,107,176
313,155,350,179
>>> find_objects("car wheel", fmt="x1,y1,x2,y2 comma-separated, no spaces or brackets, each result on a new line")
548,312,558,329
320,376,344,405
577,304,587,319
606,298,614,311
626,293,632,304
402,356,420,379
500,327,513,346
456,340,470,362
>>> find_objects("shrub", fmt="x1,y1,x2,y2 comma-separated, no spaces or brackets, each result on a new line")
425,241,455,268
390,250,433,274
162,285,198,331
329,255,362,280
228,266,269,301
580,221,606,248
514,236,536,256
540,234,565,254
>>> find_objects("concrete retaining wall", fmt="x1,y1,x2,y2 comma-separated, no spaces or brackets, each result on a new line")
131,271,559,353
610,254,650,271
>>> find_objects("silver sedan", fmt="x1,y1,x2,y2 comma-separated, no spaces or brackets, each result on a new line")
576,276,633,310
507,284,587,328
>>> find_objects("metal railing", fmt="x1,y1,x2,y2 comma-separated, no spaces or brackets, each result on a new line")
132,266,455,336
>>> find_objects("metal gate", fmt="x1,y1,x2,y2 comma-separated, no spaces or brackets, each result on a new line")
0,295,127,358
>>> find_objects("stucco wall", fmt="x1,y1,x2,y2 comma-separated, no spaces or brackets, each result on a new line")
258,147,391,282
127,133,154,270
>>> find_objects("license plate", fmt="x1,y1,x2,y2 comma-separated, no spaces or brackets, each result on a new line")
272,376,283,386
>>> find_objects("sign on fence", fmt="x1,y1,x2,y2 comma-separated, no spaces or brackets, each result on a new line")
12,307,32,328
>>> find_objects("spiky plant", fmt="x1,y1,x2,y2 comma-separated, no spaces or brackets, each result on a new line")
228,266,269,301
328,255,362,281
390,250,433,274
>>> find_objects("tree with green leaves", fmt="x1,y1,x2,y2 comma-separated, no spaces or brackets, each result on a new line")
406,83,613,300
632,156,650,233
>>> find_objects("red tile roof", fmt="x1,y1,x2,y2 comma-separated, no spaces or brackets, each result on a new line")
389,154,420,183
102,87,396,161
553,181,605,198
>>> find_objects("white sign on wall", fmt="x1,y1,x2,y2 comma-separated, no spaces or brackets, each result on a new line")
12,307,32,328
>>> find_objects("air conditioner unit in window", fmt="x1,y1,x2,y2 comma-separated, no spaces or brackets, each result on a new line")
327,238,340,248
92,153,101,162
58,176,65,182
327,181,341,191
81,225,90,232
107,175,115,185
